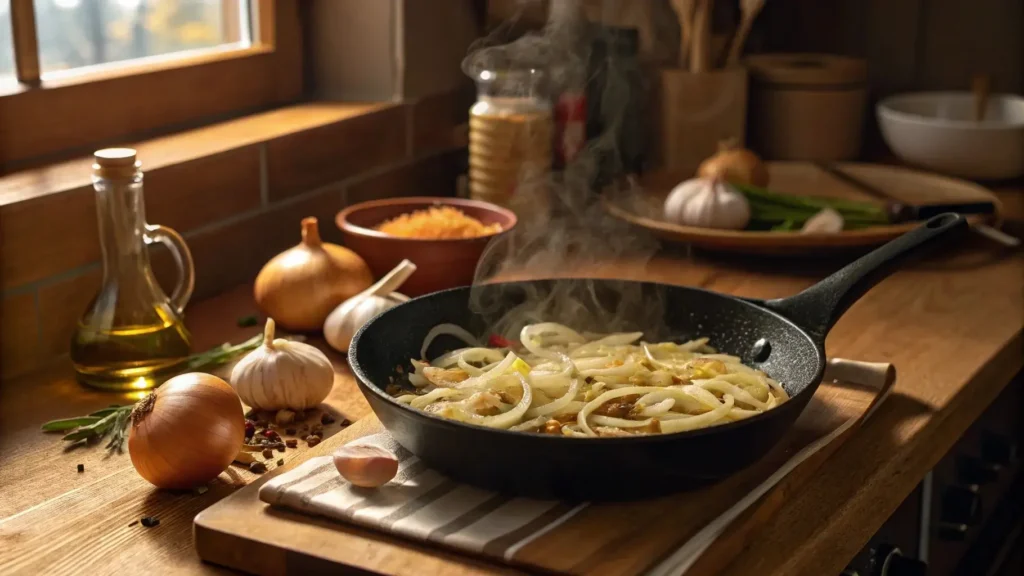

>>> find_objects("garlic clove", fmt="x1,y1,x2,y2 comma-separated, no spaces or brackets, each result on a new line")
323,259,417,353
333,444,399,488
801,207,844,234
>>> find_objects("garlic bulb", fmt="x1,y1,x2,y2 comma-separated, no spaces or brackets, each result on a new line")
801,208,844,234
230,318,335,410
324,259,416,353
663,176,751,230
254,217,373,332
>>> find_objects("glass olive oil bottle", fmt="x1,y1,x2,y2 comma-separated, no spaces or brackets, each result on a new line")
71,149,195,391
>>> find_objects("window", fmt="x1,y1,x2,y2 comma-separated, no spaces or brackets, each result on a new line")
0,0,302,168
32,0,251,76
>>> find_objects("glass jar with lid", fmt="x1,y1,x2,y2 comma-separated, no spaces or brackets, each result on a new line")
468,68,553,220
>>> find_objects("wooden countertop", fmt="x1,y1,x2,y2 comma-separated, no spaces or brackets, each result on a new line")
2,193,1023,575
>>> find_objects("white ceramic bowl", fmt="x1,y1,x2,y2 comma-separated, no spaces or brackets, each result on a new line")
877,92,1024,180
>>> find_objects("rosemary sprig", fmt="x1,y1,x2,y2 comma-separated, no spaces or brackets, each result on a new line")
42,333,266,452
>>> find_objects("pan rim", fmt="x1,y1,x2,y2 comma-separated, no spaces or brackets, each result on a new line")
348,279,826,444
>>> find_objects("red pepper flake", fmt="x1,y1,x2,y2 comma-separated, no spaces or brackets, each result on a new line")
128,520,139,527
488,334,514,348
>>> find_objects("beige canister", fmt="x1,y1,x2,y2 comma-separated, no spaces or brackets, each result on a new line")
746,54,868,161
468,98,552,216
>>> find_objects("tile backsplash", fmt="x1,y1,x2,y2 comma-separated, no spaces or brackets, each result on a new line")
0,93,469,381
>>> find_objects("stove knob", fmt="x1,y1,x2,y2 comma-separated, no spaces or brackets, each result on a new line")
981,431,1017,466
957,455,1000,484
871,544,927,576
937,521,970,541
941,484,981,525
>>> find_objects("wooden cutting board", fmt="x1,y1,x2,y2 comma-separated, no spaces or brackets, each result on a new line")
195,363,894,576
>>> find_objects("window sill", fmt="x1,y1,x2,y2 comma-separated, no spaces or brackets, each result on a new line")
1,101,399,207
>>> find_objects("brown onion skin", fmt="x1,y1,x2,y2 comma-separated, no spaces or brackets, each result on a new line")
128,373,245,490
697,147,770,188
254,217,373,332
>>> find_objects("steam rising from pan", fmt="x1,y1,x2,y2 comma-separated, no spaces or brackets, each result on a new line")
466,0,664,338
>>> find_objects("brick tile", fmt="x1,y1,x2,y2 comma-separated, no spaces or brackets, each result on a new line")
1,292,40,379
0,187,99,289
37,268,101,361
346,149,467,206
265,106,408,202
144,146,262,233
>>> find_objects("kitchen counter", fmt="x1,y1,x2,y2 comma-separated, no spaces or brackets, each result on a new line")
1,197,1022,575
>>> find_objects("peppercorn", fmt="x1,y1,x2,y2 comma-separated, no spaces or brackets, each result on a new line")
277,459,285,466
305,435,321,447
320,413,336,425
249,461,267,473
276,444,286,453
262,449,274,459
76,464,84,473
244,420,256,438
285,439,298,448
140,516,160,528
340,418,352,427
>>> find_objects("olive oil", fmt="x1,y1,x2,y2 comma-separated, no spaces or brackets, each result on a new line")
72,149,195,391
71,314,191,391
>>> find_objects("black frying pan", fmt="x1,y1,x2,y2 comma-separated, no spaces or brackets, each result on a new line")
349,214,967,500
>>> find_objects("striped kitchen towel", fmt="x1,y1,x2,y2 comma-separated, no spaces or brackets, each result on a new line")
258,433,587,562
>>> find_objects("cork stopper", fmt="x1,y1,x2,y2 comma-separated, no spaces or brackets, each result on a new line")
93,148,141,180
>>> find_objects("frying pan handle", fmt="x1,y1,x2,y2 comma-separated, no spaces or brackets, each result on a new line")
762,213,968,340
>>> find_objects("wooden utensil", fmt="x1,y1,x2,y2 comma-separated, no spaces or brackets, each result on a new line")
690,0,712,73
725,0,764,67
670,0,695,68
972,74,990,122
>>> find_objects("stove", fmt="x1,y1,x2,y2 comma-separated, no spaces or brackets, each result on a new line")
841,374,1022,576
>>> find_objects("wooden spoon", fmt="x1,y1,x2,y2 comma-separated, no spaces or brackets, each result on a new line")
725,0,765,67
669,0,696,69
972,74,990,122
689,0,712,73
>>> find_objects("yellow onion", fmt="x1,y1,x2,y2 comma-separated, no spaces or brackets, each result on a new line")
128,373,245,489
254,217,373,331
697,139,770,188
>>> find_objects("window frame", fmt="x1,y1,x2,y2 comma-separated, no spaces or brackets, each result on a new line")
0,0,303,168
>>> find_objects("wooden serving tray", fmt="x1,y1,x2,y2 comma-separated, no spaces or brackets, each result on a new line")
195,362,894,576
604,162,1001,254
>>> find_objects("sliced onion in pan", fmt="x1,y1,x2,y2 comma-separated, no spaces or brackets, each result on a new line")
420,324,480,361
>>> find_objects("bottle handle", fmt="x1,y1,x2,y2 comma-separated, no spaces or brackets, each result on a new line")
144,224,195,316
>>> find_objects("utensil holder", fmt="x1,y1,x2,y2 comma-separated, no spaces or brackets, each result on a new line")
652,67,748,176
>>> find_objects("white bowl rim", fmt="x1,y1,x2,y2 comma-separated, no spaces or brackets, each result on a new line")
877,91,1024,130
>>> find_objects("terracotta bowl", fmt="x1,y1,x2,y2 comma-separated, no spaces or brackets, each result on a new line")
336,197,517,296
